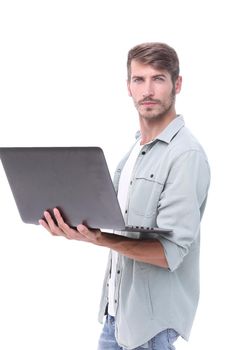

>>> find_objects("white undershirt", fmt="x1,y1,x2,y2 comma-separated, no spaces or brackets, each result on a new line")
108,139,143,316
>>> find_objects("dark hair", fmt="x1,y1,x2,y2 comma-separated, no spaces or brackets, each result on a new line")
127,42,180,84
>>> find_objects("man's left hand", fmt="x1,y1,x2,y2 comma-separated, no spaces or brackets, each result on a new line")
39,208,103,245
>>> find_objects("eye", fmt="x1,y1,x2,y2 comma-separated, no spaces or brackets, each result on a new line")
153,76,165,82
132,77,144,83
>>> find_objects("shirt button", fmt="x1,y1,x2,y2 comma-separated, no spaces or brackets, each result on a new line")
125,210,127,214
115,300,117,303
142,151,146,155
117,270,120,274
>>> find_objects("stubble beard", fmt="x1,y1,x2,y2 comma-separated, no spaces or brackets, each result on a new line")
137,90,176,122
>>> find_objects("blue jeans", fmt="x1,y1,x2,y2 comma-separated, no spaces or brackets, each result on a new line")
97,315,179,350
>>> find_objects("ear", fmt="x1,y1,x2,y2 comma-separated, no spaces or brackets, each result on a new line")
127,80,132,97
175,76,182,94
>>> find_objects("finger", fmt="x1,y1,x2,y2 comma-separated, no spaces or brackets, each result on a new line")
77,224,100,242
77,224,90,236
43,210,63,235
53,208,81,240
39,218,52,233
39,215,60,235
53,208,71,233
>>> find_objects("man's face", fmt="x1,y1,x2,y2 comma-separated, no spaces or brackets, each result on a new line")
127,60,182,121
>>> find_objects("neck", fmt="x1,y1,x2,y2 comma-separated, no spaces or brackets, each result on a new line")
139,111,177,145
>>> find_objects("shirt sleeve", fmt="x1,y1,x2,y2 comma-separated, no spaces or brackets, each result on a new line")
157,149,210,271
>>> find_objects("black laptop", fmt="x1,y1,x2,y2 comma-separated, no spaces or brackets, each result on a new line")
0,147,172,234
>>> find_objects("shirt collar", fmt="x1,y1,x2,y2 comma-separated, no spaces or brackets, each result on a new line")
135,115,185,145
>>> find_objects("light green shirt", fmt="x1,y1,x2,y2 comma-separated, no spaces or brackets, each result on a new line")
98,116,211,349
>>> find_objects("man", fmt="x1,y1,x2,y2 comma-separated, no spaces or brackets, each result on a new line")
39,42,210,350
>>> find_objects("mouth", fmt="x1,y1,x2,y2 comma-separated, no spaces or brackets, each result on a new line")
141,102,157,106
140,102,160,109
139,99,161,107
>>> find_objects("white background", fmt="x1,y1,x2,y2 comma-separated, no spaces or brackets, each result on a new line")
0,1,232,349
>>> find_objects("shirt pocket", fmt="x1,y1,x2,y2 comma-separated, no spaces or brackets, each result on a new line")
129,173,164,218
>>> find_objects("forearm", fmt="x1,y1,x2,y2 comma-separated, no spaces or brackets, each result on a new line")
99,232,168,269
40,210,166,269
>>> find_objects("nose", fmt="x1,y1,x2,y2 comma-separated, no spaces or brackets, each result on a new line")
142,82,154,98
142,91,153,98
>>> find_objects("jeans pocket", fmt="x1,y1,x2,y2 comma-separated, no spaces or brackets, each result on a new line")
167,329,179,344
150,329,179,350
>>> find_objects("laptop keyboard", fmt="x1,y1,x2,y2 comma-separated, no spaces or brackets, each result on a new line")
124,225,171,234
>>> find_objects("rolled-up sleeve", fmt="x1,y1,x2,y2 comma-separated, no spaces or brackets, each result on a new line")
157,149,210,271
